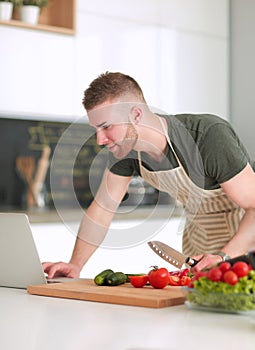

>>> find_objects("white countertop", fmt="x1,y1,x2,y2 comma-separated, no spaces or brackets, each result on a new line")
3,215,254,350
1,287,254,350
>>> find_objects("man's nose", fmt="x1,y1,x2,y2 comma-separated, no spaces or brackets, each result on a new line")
96,129,108,145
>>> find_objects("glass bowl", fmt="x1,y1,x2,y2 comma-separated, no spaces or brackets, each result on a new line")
182,287,255,314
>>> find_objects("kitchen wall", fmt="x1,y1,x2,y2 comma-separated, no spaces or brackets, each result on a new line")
230,0,255,158
0,0,229,121
0,1,236,272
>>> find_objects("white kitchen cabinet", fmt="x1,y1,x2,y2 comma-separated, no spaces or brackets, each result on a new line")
0,26,75,119
0,0,229,120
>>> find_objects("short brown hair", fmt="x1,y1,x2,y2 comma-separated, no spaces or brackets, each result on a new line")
82,72,146,111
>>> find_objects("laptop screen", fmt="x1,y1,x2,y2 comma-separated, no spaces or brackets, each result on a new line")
0,213,47,289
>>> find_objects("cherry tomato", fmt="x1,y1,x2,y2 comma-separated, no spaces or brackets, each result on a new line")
223,270,238,285
148,266,169,289
128,275,148,288
207,267,223,282
219,261,231,274
187,281,194,288
232,261,249,278
180,275,192,286
169,275,181,286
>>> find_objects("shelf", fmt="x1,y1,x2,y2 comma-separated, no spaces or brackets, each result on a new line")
0,0,76,35
0,18,75,35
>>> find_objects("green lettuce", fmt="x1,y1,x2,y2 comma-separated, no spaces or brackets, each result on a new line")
186,270,255,311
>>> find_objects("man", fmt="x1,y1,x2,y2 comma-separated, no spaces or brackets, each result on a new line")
43,72,255,278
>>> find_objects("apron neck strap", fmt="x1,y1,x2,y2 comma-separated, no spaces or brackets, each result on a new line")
158,116,182,167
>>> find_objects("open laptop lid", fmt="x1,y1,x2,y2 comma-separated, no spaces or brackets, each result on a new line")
0,212,47,289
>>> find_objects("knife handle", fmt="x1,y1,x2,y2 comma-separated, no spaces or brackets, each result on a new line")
186,251,255,269
218,251,255,268
185,257,199,267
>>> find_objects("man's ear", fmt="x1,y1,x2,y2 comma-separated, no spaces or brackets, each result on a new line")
129,106,143,124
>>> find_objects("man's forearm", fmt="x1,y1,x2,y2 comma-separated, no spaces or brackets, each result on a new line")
69,199,117,270
222,208,255,257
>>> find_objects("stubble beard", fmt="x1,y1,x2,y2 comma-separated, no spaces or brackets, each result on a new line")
113,124,138,159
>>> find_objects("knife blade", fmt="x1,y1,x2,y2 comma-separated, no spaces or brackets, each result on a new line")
148,241,255,270
147,241,198,268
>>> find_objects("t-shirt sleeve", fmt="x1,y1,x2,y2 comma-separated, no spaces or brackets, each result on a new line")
107,152,136,177
200,123,249,184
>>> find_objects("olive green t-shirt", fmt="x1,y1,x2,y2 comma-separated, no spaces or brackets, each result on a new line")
108,114,254,190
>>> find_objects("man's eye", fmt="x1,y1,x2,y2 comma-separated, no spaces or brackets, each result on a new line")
103,125,110,130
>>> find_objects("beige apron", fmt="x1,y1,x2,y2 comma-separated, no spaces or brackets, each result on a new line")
138,117,244,256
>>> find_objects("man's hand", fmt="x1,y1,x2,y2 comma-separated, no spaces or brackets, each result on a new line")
42,261,81,279
190,254,223,273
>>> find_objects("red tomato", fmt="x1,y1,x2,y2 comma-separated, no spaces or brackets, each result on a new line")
207,267,223,282
219,261,231,274
187,281,194,288
169,275,181,286
223,270,238,285
148,266,169,289
128,275,148,288
232,261,249,278
180,275,192,286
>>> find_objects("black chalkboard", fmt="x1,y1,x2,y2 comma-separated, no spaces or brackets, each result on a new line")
0,117,108,210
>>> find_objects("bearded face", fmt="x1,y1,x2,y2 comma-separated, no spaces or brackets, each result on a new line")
88,102,140,159
106,122,138,159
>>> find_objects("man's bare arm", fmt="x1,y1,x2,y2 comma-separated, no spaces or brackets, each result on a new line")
43,169,131,278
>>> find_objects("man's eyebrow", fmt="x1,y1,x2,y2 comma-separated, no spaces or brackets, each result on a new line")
95,122,107,128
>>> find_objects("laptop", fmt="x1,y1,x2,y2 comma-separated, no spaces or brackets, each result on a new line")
0,212,75,289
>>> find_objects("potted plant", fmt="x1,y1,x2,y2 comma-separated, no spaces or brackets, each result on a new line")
17,0,50,25
0,0,17,21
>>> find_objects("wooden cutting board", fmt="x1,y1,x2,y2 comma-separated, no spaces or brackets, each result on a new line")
27,279,185,308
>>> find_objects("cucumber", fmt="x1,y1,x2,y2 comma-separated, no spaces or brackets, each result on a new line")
94,269,114,286
107,272,128,286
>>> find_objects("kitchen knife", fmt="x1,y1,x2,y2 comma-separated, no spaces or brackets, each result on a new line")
147,241,198,268
148,241,255,270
